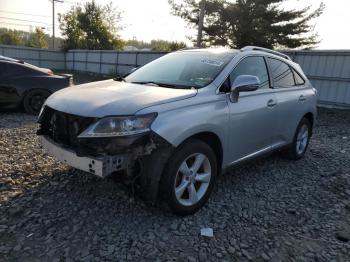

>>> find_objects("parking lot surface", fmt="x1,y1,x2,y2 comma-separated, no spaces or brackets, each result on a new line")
0,107,350,261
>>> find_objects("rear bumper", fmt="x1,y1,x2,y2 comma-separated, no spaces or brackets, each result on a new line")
39,135,127,177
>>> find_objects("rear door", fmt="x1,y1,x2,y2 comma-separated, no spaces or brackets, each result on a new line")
267,57,310,144
225,56,280,163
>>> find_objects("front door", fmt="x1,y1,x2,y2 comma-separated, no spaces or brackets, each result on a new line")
225,56,279,163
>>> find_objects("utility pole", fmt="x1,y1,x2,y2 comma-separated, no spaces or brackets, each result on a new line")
196,0,205,47
51,0,63,49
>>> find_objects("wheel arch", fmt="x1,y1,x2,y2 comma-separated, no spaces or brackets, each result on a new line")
303,112,314,128
179,131,224,174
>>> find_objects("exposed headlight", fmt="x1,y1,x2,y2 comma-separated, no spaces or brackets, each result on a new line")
78,113,157,138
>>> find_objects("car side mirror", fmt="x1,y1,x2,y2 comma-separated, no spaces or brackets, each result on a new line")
230,75,260,103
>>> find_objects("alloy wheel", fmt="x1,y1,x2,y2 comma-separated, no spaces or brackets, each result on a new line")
174,153,212,206
296,124,309,155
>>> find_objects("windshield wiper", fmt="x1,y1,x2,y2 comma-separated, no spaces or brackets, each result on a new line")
131,81,192,89
131,81,160,86
113,76,126,82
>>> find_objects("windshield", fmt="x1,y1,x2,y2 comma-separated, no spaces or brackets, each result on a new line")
125,50,236,89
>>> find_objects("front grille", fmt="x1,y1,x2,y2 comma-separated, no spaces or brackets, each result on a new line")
38,106,97,148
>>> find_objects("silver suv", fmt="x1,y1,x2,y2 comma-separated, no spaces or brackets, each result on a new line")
37,46,317,215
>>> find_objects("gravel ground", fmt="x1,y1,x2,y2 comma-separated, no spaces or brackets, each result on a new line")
0,107,350,262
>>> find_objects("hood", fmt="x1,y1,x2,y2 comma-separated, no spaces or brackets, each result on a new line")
45,79,197,117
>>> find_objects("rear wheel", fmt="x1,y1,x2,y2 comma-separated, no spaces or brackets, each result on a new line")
23,89,50,115
160,139,217,215
282,118,312,160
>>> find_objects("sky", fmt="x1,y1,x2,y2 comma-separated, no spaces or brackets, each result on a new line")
0,0,349,49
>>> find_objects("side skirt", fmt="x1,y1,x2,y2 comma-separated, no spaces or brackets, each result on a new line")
222,142,287,172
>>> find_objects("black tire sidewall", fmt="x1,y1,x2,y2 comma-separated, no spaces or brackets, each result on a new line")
23,89,50,115
161,139,218,215
289,118,312,159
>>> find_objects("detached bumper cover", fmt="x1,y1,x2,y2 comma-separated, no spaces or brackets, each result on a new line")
40,135,127,177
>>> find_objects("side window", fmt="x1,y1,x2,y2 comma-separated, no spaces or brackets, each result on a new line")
229,56,270,90
268,58,295,88
293,69,305,85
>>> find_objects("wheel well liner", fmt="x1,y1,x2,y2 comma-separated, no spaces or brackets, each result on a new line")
303,112,314,127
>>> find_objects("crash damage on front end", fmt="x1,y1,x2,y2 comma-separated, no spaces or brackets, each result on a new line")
36,106,174,200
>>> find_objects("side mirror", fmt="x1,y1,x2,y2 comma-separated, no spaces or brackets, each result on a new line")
230,75,260,103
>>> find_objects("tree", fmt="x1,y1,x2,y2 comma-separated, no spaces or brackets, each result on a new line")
0,30,24,46
169,0,325,49
126,39,187,51
169,0,225,46
59,0,125,50
150,40,187,51
28,28,49,48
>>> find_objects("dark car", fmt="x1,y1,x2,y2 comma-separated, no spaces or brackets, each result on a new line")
0,55,72,114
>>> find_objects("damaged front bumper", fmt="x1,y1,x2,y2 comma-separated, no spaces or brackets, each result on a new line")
37,106,173,182
40,135,128,177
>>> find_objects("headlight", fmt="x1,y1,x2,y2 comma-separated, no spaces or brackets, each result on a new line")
78,113,157,138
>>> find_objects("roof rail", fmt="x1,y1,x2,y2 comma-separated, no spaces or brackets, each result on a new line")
241,46,292,61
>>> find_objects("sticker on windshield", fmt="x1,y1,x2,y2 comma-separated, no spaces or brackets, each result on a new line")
200,59,224,67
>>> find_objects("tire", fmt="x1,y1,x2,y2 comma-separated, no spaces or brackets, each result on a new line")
160,139,217,216
23,89,50,115
282,118,312,160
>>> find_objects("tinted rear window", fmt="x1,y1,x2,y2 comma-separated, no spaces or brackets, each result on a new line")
293,69,306,85
268,58,295,88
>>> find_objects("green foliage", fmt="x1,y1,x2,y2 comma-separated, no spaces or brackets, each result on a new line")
59,0,125,50
169,0,325,49
0,30,24,46
0,28,61,49
126,39,187,51
28,28,49,48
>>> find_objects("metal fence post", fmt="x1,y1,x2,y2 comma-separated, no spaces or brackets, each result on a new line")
64,50,67,70
115,51,119,76
38,50,42,67
135,52,139,67
99,51,102,74
73,51,75,71
85,51,88,72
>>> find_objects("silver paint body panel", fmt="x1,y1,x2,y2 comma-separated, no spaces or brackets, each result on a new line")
44,49,317,169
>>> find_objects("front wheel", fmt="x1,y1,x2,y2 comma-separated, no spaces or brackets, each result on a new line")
282,118,312,160
160,139,217,216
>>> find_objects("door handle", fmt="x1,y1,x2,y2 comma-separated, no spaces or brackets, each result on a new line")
299,95,307,102
267,99,277,107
